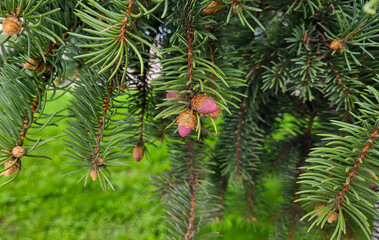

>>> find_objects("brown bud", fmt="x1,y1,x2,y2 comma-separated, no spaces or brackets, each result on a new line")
97,156,104,165
177,109,197,129
12,146,26,158
90,167,98,181
327,211,338,223
202,1,224,15
24,58,48,73
24,58,38,69
330,39,343,50
3,159,20,176
133,145,144,162
2,17,22,36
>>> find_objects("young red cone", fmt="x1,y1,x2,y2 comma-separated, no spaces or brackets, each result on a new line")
166,91,182,103
166,92,178,99
191,94,218,114
177,110,197,137
133,145,144,162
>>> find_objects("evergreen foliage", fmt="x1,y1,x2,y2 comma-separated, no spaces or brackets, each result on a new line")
0,0,378,239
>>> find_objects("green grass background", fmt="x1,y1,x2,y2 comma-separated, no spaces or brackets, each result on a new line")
0,94,283,240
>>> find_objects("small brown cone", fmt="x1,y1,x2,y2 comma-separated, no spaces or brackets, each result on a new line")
2,17,22,36
3,159,20,176
97,156,104,165
24,58,38,69
330,39,343,50
133,145,144,162
90,167,98,181
12,146,26,158
327,211,338,223
202,1,224,15
24,58,48,74
177,110,197,129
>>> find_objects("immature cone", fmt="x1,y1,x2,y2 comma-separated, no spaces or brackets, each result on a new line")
177,110,197,137
97,156,104,165
2,17,22,36
133,145,144,162
191,94,218,114
90,167,98,181
166,91,182,102
329,39,343,50
12,146,26,158
327,211,338,223
24,58,48,74
202,1,224,15
3,159,20,176
166,92,178,99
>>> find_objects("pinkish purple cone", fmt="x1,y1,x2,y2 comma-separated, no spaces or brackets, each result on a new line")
135,157,142,162
196,98,218,114
370,184,377,189
178,126,192,137
166,92,177,99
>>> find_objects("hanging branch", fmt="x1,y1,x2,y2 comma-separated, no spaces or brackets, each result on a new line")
334,126,379,208
298,87,379,240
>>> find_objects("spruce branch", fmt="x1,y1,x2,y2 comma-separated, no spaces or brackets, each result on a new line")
298,87,379,239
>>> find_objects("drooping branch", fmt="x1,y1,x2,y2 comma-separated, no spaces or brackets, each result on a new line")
334,126,379,209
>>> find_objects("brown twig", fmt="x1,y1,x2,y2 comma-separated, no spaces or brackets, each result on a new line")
117,0,135,42
184,138,198,240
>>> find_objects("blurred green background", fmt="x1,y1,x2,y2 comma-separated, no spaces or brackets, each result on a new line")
0,94,283,240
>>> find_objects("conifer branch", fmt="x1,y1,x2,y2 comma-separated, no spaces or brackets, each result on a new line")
334,126,379,209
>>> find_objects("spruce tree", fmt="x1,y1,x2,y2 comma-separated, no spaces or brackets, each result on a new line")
0,0,378,239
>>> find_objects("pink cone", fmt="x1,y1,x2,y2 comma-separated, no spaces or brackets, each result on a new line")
166,92,178,99
178,125,192,137
196,98,218,114
370,184,377,189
